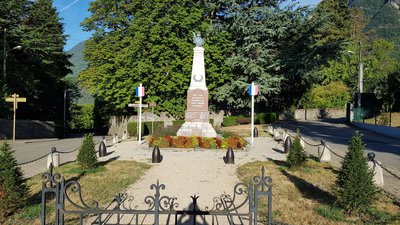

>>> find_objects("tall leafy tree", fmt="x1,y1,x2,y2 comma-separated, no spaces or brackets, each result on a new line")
0,0,71,121
213,1,330,111
80,0,232,119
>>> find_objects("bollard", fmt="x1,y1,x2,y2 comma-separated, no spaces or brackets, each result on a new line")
102,136,107,147
367,152,384,187
115,134,119,144
284,137,292,153
112,134,117,145
253,127,258,138
223,147,235,164
282,130,288,143
268,126,274,135
152,146,163,163
299,137,305,149
122,131,127,140
99,140,107,157
318,142,331,162
273,129,281,142
47,147,60,169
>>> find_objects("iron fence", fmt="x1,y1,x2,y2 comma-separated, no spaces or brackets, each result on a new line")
41,164,273,225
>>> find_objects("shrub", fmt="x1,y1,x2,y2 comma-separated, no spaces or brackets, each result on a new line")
222,117,237,126
287,132,307,168
69,103,94,129
144,121,164,135
209,118,214,126
77,134,97,169
172,120,185,126
0,141,28,221
149,135,247,149
153,125,180,136
255,113,277,124
127,122,145,137
334,132,378,214
302,81,350,109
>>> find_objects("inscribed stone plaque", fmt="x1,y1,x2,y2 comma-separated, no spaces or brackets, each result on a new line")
187,89,208,112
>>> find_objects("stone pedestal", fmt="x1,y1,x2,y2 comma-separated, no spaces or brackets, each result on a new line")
177,45,217,137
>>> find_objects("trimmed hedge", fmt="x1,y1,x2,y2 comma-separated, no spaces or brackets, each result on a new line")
222,117,237,127
172,120,185,126
255,113,277,124
127,121,165,137
149,135,247,149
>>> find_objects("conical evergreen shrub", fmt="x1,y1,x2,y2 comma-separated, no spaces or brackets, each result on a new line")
334,132,378,214
287,132,307,168
77,134,97,169
0,141,28,221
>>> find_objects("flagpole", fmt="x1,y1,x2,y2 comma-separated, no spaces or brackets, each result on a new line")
251,82,254,146
138,83,142,145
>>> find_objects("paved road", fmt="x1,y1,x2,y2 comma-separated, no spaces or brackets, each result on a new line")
1,136,106,178
274,118,400,198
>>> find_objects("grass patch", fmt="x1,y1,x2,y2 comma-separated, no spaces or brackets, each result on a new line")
66,165,107,175
4,160,150,225
314,205,345,222
237,160,400,225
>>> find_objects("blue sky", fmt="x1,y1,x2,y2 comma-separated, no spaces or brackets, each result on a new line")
53,0,322,51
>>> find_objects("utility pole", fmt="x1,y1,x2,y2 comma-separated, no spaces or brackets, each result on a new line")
358,41,363,108
3,28,6,80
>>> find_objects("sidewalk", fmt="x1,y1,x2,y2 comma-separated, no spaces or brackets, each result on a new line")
97,136,286,224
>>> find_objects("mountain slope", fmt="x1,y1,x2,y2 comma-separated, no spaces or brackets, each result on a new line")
67,41,88,78
350,0,400,58
67,41,93,104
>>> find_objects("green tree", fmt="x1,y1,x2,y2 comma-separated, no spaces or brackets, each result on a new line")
80,0,231,118
69,104,94,129
287,132,307,168
213,1,328,111
0,140,28,221
301,81,350,109
334,132,377,214
77,134,97,169
1,0,71,121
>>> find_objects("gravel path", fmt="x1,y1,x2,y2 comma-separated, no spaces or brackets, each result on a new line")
97,136,286,224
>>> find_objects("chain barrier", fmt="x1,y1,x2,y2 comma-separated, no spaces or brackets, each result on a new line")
323,143,345,159
374,160,400,181
18,139,104,166
299,136,323,147
18,153,49,166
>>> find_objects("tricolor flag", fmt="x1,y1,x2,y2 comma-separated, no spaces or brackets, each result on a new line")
136,85,145,97
248,82,259,96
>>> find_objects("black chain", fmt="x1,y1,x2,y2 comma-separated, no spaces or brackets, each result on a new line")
374,160,400,181
18,140,103,166
299,136,323,147
18,153,49,166
324,144,345,159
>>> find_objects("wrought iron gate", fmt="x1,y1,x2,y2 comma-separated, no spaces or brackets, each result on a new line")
41,164,272,225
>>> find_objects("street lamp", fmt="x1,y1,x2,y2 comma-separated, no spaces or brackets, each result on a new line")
347,41,363,108
3,28,22,80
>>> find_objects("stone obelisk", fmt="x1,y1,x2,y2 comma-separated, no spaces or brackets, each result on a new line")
177,33,217,137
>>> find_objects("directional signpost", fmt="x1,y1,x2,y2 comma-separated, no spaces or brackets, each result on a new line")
248,82,259,145
135,83,145,145
5,93,26,142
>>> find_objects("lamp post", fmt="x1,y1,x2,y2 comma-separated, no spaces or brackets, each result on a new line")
347,41,363,108
3,28,22,80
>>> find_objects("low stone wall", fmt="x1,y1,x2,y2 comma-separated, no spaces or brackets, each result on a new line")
352,122,400,139
294,108,346,120
0,119,57,139
108,111,224,136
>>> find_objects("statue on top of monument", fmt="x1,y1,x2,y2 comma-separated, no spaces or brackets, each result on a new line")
193,32,204,47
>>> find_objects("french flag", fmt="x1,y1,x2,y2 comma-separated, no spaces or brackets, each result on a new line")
248,82,259,96
136,84,145,97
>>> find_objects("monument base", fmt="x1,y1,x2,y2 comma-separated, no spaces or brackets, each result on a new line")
177,122,217,137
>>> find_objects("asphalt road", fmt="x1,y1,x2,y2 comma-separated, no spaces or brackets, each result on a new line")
274,118,400,198
1,136,105,178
